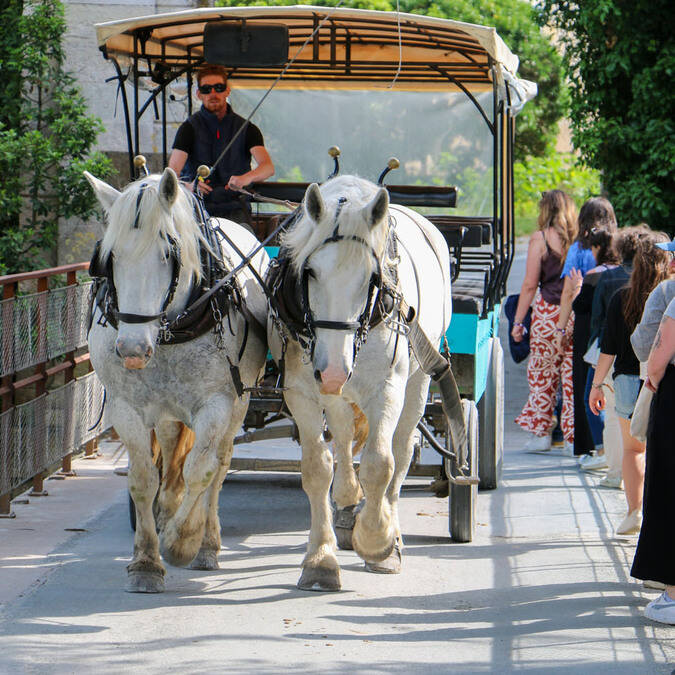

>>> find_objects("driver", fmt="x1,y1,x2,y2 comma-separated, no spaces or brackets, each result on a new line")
168,64,274,228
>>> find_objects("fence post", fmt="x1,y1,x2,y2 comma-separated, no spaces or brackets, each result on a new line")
0,282,16,517
29,276,49,497
59,270,78,477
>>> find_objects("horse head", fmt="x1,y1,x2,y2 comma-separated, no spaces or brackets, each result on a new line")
85,168,202,369
283,176,390,395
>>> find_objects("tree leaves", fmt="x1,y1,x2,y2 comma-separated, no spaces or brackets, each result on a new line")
0,0,113,274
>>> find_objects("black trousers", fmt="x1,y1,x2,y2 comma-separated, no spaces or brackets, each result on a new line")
572,319,594,455
630,364,675,586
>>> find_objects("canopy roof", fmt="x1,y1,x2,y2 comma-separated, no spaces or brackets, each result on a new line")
95,5,525,93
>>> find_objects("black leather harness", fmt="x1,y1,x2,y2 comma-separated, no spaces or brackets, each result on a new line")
87,194,257,354
266,205,407,363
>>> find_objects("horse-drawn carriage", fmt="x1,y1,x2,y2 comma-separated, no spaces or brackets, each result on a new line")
88,6,534,592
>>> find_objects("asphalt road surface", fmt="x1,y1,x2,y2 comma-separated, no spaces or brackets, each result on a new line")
0,242,673,673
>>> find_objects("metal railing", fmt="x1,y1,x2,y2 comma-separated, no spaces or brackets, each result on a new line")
0,263,110,517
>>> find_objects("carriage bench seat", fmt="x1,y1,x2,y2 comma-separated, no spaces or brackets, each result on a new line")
451,278,486,315
251,182,457,208
429,216,493,248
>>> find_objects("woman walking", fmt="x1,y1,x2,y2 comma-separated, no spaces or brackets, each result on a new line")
570,226,619,468
631,284,675,624
589,234,671,535
512,190,578,451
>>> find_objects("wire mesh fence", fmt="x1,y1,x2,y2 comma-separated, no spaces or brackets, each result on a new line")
0,374,109,497
0,283,92,378
1,265,104,509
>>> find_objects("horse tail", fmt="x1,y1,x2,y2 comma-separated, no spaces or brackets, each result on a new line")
150,424,196,490
351,403,369,457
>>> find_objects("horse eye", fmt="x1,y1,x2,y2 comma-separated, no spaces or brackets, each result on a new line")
306,268,317,280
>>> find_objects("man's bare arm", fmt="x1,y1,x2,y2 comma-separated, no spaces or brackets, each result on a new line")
228,146,274,190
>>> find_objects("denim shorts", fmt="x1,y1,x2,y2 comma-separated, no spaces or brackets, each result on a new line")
614,374,642,419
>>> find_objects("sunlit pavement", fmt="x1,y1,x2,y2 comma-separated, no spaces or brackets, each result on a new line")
0,243,672,673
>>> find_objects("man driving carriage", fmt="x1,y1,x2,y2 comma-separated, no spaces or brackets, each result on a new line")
168,64,275,228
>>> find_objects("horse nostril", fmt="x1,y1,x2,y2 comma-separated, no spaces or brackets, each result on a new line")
314,369,322,382
115,345,122,358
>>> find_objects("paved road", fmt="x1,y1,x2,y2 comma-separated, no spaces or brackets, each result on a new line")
0,244,673,673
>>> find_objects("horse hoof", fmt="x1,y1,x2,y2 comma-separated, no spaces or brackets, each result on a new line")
333,502,363,551
297,563,342,592
125,571,165,593
365,544,401,574
189,549,220,571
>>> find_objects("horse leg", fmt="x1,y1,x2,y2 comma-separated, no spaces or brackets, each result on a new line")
160,396,232,567
190,398,248,570
113,404,165,593
351,378,406,565
287,392,341,592
364,368,429,574
325,401,363,550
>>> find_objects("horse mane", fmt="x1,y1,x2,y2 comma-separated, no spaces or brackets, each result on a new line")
99,174,205,282
282,175,394,287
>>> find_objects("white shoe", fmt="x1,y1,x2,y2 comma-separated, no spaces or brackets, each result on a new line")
644,592,675,624
561,441,575,457
616,508,642,535
580,454,608,472
523,434,552,452
598,474,623,489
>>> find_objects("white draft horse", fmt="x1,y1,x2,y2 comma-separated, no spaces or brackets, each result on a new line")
269,175,451,591
85,168,268,592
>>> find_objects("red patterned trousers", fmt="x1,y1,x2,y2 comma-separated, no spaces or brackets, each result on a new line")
515,293,574,440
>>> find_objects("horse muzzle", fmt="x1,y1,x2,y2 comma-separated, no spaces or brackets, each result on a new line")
115,339,154,370
318,366,350,396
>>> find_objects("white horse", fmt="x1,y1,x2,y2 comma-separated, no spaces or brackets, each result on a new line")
85,168,268,593
268,175,451,591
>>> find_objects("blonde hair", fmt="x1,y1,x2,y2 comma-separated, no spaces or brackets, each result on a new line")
538,190,578,261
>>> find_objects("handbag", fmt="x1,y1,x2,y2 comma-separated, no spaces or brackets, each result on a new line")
630,382,653,442
583,337,600,367
504,294,532,364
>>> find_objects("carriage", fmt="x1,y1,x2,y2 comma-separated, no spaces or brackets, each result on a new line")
92,6,534,549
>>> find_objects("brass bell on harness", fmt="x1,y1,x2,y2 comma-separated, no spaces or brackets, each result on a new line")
327,146,341,180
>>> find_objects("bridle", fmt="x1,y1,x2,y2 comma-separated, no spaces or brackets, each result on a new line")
292,197,390,361
88,183,186,340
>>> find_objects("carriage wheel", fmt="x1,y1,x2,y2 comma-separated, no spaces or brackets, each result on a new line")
448,399,478,543
478,337,504,490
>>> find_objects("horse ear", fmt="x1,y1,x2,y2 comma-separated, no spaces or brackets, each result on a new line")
84,171,120,213
159,167,179,212
363,187,389,228
304,183,324,223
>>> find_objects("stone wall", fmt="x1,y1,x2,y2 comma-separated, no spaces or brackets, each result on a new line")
58,0,196,264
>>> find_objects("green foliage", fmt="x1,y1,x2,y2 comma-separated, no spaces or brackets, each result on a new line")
0,0,113,275
216,0,566,161
514,149,602,235
538,1,675,233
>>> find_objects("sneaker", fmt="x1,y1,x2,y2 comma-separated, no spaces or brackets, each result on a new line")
644,591,675,625
598,474,623,489
524,434,552,452
616,508,642,535
578,453,595,466
580,454,608,472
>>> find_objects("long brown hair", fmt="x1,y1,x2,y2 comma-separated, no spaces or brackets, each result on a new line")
623,233,672,331
538,190,578,261
577,197,617,249
589,228,619,266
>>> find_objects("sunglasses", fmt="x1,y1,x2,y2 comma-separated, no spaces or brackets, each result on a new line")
198,83,227,94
